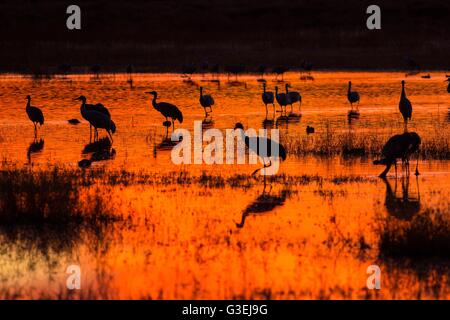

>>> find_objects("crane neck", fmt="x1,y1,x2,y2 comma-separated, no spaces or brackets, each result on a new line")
401,83,406,98
348,83,352,93
285,85,289,94
26,98,31,109
151,95,159,111
199,88,203,98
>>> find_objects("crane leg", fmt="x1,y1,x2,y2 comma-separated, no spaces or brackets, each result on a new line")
265,104,268,119
415,151,420,176
108,130,113,143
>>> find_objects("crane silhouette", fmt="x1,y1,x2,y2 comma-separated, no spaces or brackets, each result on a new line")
275,86,289,116
373,132,421,178
445,77,450,93
75,96,116,142
399,80,413,132
25,96,44,138
262,83,275,118
234,122,286,184
285,84,301,115
146,91,183,132
75,96,112,141
199,87,215,117
382,176,420,221
347,81,360,111
236,187,290,228
273,66,289,82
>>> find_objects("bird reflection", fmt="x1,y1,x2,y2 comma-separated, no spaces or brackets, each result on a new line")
79,137,116,168
236,185,291,228
382,176,420,221
202,115,214,129
27,138,44,164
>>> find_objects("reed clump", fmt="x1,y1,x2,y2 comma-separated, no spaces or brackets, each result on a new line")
0,167,116,225
379,208,450,258
284,122,450,160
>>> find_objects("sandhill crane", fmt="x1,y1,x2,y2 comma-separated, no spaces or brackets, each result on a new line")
273,66,289,81
75,96,111,140
285,84,302,114
373,132,421,177
399,80,413,132
262,83,275,118
275,86,289,116
75,96,116,142
347,81,360,110
234,122,286,183
146,91,183,132
445,77,450,93
25,96,44,137
199,87,214,117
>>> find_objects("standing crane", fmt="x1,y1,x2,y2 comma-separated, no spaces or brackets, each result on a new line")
445,76,450,93
234,122,286,184
285,84,302,114
75,96,112,140
262,83,275,118
75,96,116,142
275,86,289,116
146,91,183,132
25,95,44,138
347,81,360,110
199,87,215,117
399,80,413,132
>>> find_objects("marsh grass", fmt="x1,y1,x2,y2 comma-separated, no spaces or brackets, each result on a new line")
379,208,450,258
284,122,450,159
0,167,118,225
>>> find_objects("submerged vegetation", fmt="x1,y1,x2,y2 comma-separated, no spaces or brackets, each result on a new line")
379,208,450,258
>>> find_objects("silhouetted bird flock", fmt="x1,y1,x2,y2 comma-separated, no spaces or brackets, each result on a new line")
25,73,449,178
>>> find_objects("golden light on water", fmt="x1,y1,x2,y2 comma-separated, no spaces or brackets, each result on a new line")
1,72,450,299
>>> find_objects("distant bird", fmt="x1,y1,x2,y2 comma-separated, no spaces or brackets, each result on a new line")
261,83,275,117
421,74,431,79
399,80,413,132
285,84,302,113
347,81,360,110
257,65,267,82
146,91,183,131
25,95,44,137
68,118,81,125
90,65,101,79
181,64,196,79
275,86,289,115
306,126,315,135
234,122,286,180
273,66,289,81
75,96,112,140
373,132,421,178
199,87,215,117
301,60,313,73
75,96,116,142
445,77,450,93
225,65,245,81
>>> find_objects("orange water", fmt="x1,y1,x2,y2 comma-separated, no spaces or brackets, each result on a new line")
1,72,450,299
